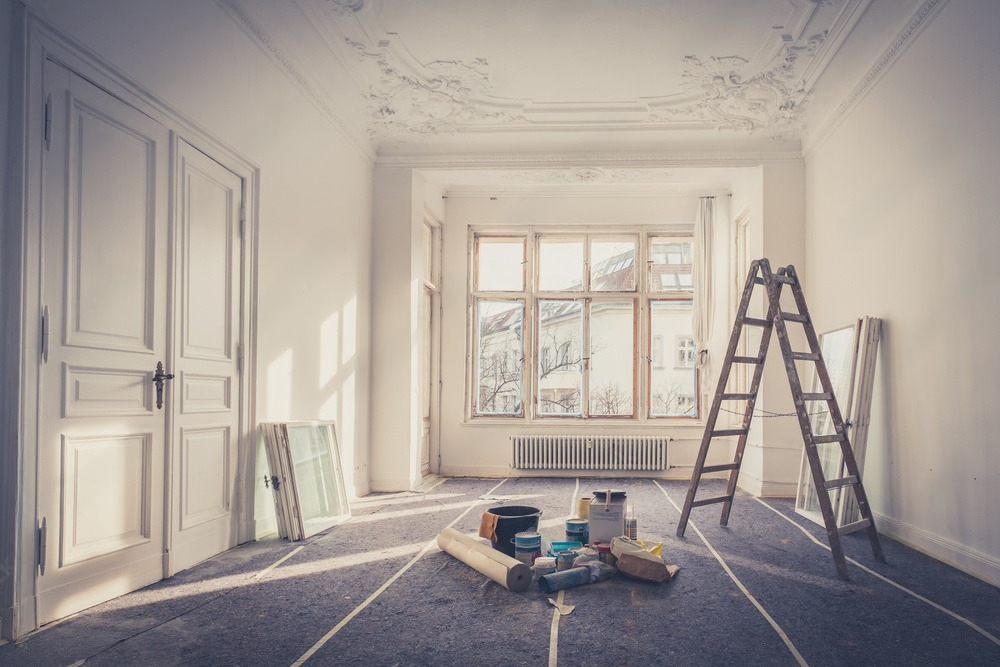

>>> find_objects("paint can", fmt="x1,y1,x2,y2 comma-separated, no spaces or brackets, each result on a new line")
512,531,542,565
556,550,576,572
565,518,589,546
576,496,591,519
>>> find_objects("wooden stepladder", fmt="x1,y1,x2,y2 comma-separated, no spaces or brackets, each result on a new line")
676,259,885,579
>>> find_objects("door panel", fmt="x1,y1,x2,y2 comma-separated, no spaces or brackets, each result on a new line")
168,140,242,573
36,61,169,625
66,98,157,352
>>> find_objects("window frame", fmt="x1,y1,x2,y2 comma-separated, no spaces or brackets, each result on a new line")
470,226,699,422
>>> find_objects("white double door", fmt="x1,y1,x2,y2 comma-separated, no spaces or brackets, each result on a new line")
36,60,245,624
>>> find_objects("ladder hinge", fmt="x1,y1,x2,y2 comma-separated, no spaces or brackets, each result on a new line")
40,305,49,363
37,517,47,575
44,94,52,150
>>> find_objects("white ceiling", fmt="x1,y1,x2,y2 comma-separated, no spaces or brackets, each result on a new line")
225,0,921,170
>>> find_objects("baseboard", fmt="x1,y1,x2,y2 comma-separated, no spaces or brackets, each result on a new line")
759,480,797,499
874,512,1000,588
369,478,419,492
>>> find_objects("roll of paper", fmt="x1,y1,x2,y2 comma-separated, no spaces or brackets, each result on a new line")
437,527,532,592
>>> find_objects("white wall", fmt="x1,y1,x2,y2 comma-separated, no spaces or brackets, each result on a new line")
805,0,1000,584
16,0,375,499
438,191,734,477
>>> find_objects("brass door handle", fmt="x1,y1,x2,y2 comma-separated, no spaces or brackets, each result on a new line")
152,361,175,410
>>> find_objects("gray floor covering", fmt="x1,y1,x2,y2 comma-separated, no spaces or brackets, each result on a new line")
2,477,998,666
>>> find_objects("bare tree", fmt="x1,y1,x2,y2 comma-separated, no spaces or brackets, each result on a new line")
591,381,630,415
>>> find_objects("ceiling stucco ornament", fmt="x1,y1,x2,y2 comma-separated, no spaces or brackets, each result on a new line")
325,0,367,14
649,31,827,135
345,38,526,138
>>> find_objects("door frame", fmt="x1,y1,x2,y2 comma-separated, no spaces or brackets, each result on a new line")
1,11,260,639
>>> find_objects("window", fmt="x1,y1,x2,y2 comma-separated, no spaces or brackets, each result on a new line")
471,229,698,420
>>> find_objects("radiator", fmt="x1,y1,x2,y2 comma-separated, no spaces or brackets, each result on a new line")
510,435,669,471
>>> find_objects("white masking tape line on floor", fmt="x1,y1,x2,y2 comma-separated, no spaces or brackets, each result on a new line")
548,589,565,667
290,478,509,666
653,481,808,667
548,477,580,667
254,546,305,580
753,497,1000,648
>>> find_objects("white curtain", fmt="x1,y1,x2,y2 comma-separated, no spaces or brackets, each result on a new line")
692,196,714,382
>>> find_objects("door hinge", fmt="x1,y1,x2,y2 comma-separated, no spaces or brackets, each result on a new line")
236,342,243,373
44,94,52,150
40,305,49,363
239,202,247,237
37,517,47,575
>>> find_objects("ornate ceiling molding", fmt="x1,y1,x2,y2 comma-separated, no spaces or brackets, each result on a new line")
319,0,860,142
647,30,826,136
344,38,527,138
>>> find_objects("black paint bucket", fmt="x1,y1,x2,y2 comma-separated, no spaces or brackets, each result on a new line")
486,506,542,557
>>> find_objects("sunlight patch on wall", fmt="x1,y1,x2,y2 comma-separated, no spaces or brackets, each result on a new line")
320,310,340,388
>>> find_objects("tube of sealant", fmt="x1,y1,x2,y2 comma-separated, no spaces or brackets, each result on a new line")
538,566,591,593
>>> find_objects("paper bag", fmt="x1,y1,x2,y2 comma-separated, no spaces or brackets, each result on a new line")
610,537,679,583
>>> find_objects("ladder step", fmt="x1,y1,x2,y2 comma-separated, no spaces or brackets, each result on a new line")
813,433,847,444
691,494,733,509
743,317,771,327
837,518,872,535
732,356,763,364
791,352,821,361
825,475,859,490
701,463,740,474
753,277,765,285
712,429,748,437
720,393,754,401
802,392,833,401
774,274,796,285
781,312,809,323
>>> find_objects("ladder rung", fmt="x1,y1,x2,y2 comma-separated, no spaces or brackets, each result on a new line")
732,356,763,364
813,433,847,444
802,392,833,401
743,317,771,327
791,352,821,361
837,518,872,535
712,429,748,437
825,475,859,490
774,274,796,285
720,393,753,401
690,494,733,508
753,276,765,284
781,312,809,323
701,463,740,474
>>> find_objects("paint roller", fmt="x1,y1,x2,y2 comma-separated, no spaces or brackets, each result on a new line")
436,527,531,592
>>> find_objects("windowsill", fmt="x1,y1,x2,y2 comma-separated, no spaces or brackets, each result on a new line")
461,417,706,431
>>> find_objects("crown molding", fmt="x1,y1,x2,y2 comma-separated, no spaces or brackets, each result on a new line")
378,151,804,170
442,185,731,200
803,0,950,155
213,0,375,162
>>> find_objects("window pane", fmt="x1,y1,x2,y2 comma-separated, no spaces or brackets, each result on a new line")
538,238,583,291
537,300,582,415
477,300,523,415
478,238,524,291
589,301,635,416
591,238,636,292
650,238,693,293
650,300,697,417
